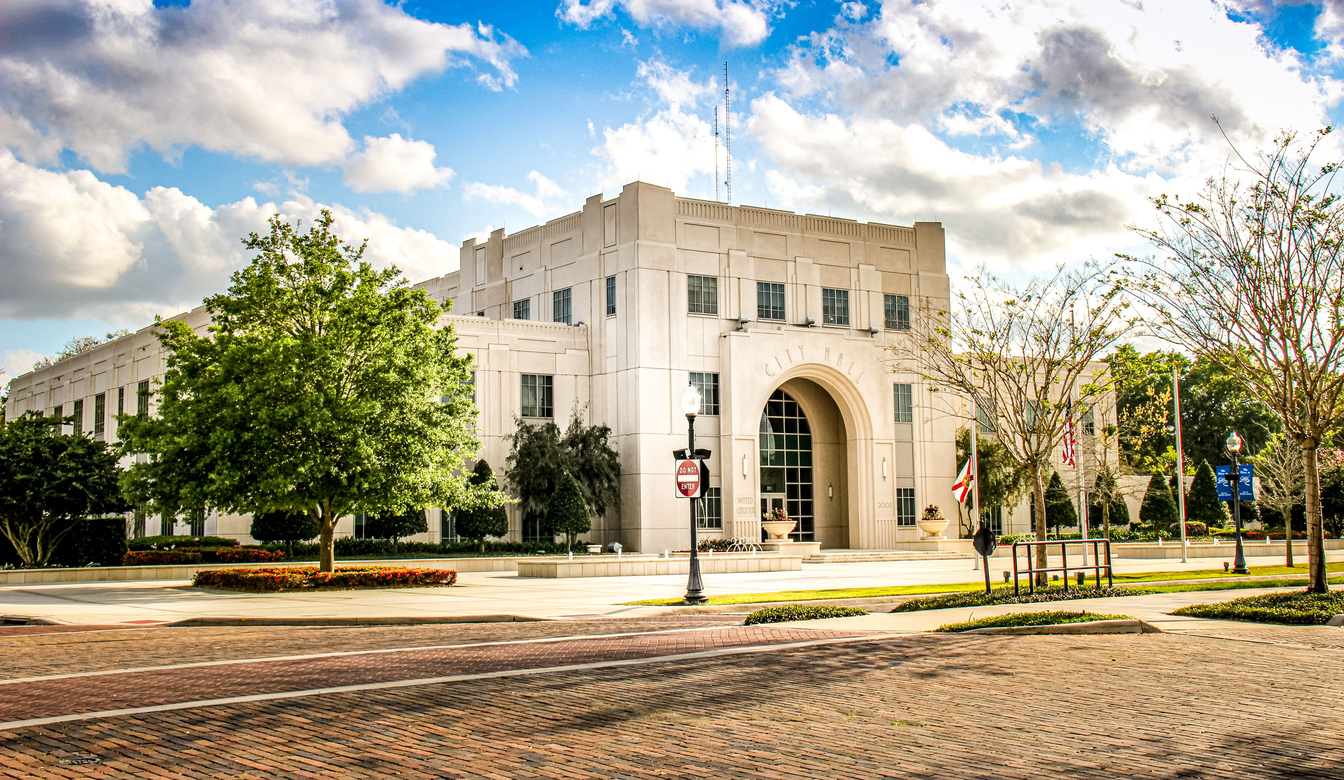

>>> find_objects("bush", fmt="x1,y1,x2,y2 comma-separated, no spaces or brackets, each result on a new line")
1183,522,1209,538
699,538,734,552
891,586,1145,612
128,535,239,551
1139,475,1179,534
364,509,429,546
193,565,457,592
744,605,868,625
209,547,285,563
1044,471,1077,531
456,460,509,552
1186,460,1230,528
50,516,128,567
937,611,1131,632
547,471,591,553
125,550,204,565
249,511,319,556
1173,591,1344,625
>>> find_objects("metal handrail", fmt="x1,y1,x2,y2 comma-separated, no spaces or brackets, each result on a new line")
1011,539,1113,595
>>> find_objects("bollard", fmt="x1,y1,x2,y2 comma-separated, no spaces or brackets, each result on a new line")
1076,571,1085,587
1002,570,1011,583
568,551,573,561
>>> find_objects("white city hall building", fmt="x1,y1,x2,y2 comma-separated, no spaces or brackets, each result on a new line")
6,182,973,553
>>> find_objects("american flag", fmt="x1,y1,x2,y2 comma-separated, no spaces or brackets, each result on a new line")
1061,399,1077,467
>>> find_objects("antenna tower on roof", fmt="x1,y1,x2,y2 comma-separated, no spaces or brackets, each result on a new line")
724,61,732,206
714,106,720,203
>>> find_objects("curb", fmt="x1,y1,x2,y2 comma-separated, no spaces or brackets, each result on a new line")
165,615,551,627
954,619,1160,636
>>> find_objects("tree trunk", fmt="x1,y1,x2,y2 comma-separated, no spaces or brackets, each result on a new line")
1032,464,1048,586
1302,442,1327,593
318,506,335,574
1285,505,1295,568
1102,500,1111,540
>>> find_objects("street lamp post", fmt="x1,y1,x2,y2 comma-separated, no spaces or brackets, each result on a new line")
682,384,707,605
1227,431,1249,575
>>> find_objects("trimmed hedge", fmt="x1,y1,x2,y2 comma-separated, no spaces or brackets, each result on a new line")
193,566,457,593
891,586,1145,613
744,605,868,625
937,610,1132,633
279,538,591,559
1172,591,1344,625
210,547,285,564
124,546,284,566
128,535,239,551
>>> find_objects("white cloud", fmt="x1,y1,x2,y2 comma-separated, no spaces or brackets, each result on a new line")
3,350,47,380
0,151,457,321
558,0,771,47
343,134,456,194
637,59,716,110
463,171,569,218
0,0,526,173
776,0,1333,173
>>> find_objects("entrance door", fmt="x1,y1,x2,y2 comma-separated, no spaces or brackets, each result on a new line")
760,494,786,522
759,389,814,541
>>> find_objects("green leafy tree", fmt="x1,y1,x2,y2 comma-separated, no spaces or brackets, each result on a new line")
1138,475,1179,536
1185,461,1229,530
0,413,125,567
1088,465,1130,537
546,471,591,552
954,427,1027,537
1043,471,1077,532
1252,435,1306,566
118,211,494,572
504,407,621,540
456,460,509,553
365,508,428,548
250,510,320,557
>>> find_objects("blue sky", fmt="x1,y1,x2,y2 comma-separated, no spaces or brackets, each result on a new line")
3,0,1343,379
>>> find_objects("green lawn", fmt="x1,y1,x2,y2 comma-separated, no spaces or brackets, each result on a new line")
622,562,1344,607
937,611,1133,633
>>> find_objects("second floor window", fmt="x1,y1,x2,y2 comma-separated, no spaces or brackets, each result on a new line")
757,282,785,321
513,299,530,320
606,276,617,316
93,393,106,437
893,383,913,423
884,294,910,330
72,399,84,436
137,380,150,417
822,288,849,326
687,275,718,315
521,374,554,418
689,372,720,415
553,288,571,324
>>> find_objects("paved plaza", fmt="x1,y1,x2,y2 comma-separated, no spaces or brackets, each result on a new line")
1,616,1342,778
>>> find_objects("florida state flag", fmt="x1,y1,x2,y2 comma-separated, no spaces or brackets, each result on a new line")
952,459,974,504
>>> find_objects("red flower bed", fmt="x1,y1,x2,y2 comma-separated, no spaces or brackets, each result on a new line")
193,566,457,593
209,547,285,564
125,550,204,565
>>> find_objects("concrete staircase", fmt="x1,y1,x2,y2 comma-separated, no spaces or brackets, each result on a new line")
805,549,975,564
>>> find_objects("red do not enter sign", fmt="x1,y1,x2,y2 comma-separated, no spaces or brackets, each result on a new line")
675,459,701,498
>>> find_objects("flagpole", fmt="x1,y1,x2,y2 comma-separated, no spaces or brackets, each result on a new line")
1174,366,1188,563
971,365,982,572
1076,379,1089,566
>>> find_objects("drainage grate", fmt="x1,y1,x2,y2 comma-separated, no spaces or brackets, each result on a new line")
58,757,101,766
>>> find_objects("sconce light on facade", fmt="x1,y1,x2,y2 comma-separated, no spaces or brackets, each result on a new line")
742,454,748,477
882,457,887,479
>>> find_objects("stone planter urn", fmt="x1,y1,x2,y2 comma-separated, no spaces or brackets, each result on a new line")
917,504,949,539
761,520,797,540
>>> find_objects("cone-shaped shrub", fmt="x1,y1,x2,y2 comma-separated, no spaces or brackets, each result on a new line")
1044,471,1078,532
456,460,510,553
1140,474,1179,535
1185,460,1230,528
547,471,591,552
1088,469,1130,535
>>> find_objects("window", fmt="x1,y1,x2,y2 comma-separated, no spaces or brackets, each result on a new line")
187,508,205,537
93,393,105,437
521,374,554,418
759,389,815,542
985,506,1004,537
476,310,485,317
553,288,572,324
468,371,476,405
697,487,723,530
689,373,720,415
977,399,997,434
160,511,175,536
474,247,486,286
757,282,785,321
893,384,913,423
1082,408,1096,436
884,294,910,330
440,509,457,542
513,298,530,320
687,275,718,315
72,399,84,436
53,404,62,419
354,513,370,539
132,506,147,539
137,380,150,417
117,386,125,417
897,488,917,527
606,276,616,316
822,288,850,326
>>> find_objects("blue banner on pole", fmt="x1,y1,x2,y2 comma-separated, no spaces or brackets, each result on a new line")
1215,465,1254,501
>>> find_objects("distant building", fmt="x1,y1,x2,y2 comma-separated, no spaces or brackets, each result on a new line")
7,182,1004,551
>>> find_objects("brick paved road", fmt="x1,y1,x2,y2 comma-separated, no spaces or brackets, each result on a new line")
1,629,1341,779
0,625,856,724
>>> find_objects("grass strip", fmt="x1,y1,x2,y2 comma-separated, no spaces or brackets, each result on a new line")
937,611,1132,633
622,564,1344,607
743,605,868,625
1172,591,1344,625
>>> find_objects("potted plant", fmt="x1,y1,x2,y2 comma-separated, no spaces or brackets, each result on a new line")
760,507,797,540
916,504,949,539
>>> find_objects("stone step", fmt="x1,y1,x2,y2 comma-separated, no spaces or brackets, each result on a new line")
806,550,975,563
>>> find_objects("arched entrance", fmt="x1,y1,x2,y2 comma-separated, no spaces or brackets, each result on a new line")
758,378,853,547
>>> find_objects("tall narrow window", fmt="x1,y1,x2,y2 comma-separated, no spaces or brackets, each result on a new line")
1082,408,1096,436
72,399,84,436
977,399,997,434
897,488,917,526
687,275,718,315
93,393,106,437
513,298,531,320
986,506,1004,537
605,275,617,316
884,294,911,330
822,288,850,325
354,513,369,539
689,373,720,415
521,375,554,418
474,247,486,286
117,386,125,417
697,487,723,530
188,508,205,537
553,288,572,324
53,404,62,422
440,509,457,542
137,380,150,417
757,282,785,321
893,383,913,423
